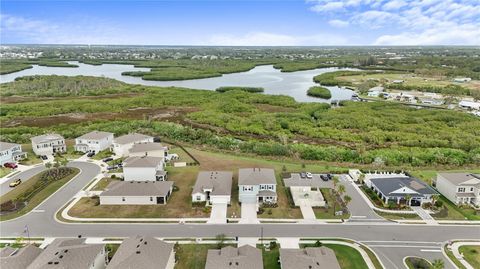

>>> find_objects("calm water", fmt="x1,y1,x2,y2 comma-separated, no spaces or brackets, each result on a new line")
0,61,355,102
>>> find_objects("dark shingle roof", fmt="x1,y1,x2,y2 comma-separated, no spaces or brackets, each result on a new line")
205,245,263,269
0,245,43,269
371,177,437,197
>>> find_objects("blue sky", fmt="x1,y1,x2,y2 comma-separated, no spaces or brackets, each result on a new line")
1,0,479,45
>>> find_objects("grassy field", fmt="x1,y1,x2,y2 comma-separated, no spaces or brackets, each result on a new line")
0,168,80,221
444,244,467,269
458,245,480,269
374,210,421,220
313,189,350,219
92,149,114,160
175,244,235,269
0,167,13,178
432,196,480,220
261,246,280,269
91,177,120,191
18,143,42,165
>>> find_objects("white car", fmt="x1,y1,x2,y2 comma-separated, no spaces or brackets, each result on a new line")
306,172,313,179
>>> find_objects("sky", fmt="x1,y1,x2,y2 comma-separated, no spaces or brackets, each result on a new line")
1,0,479,46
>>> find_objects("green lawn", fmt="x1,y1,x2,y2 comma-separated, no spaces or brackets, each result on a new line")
0,167,13,178
314,189,350,219
91,177,120,191
374,210,421,220
432,196,480,220
444,245,467,269
18,143,42,165
92,149,114,160
459,245,480,269
261,246,280,269
301,244,369,269
0,168,80,221
175,244,235,269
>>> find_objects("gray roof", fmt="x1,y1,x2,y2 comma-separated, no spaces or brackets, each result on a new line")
27,238,104,269
76,131,113,140
370,177,437,197
257,190,277,197
238,168,276,186
205,245,263,269
31,134,64,144
192,171,233,196
279,247,341,269
114,133,153,145
123,156,164,168
438,173,480,186
129,142,168,154
0,141,20,151
107,236,173,269
100,181,173,197
1,245,43,269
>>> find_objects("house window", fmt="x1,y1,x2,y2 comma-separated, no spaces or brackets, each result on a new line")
268,185,273,190
458,188,466,193
150,197,153,201
196,196,201,201
122,197,125,201
471,187,474,192
243,186,253,191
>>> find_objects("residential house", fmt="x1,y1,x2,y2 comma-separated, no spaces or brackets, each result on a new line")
107,236,174,269
129,142,168,158
279,247,341,269
238,168,277,210
365,176,437,206
112,133,154,157
419,98,444,106
205,245,263,269
99,181,173,205
459,100,480,110
192,171,233,205
0,141,27,165
123,156,166,181
27,238,106,269
74,131,114,154
436,173,480,207
31,134,66,156
367,86,384,97
0,244,43,269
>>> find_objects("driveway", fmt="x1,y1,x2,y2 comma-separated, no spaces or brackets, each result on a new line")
208,202,227,224
0,165,45,196
299,201,316,220
239,202,259,224
339,175,385,221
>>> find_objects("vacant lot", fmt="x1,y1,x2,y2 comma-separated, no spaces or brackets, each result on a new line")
175,244,235,269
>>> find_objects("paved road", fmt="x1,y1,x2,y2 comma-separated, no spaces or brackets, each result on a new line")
0,165,45,196
339,175,385,221
1,161,479,269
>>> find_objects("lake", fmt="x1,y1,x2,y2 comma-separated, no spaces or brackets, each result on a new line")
0,61,355,102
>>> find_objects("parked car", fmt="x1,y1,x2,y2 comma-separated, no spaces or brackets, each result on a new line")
300,172,306,178
306,172,313,179
327,174,333,180
4,162,18,169
153,137,161,143
103,157,113,162
87,152,95,157
320,174,328,181
9,179,22,188
107,166,116,170
40,155,48,160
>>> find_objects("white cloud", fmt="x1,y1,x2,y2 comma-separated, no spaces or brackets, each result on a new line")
328,19,350,28
382,0,408,10
207,32,349,46
309,1,345,12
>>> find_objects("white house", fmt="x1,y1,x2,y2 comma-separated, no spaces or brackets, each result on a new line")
192,171,233,205
459,100,480,110
30,134,66,156
99,181,173,205
107,236,175,269
238,168,277,210
366,176,437,206
123,156,166,181
367,86,384,97
129,142,168,158
436,173,480,208
0,142,27,165
74,131,114,154
112,133,154,157
26,238,106,269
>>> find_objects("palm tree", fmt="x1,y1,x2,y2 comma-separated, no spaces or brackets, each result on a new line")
405,194,412,206
431,194,439,207
338,184,346,196
431,259,444,269
344,195,352,206
332,176,339,191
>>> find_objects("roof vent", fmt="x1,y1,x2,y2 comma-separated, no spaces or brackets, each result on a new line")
144,241,147,245
64,250,68,253
48,262,53,265
136,251,141,254
236,262,239,265
59,255,63,259
54,262,59,265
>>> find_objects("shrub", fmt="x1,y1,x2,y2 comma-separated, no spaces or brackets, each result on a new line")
434,200,443,207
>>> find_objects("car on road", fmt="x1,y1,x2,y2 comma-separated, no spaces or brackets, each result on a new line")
103,157,113,162
3,162,18,169
87,152,95,157
327,174,333,180
9,179,22,188
40,155,48,160
306,172,313,179
320,174,328,181
300,172,307,178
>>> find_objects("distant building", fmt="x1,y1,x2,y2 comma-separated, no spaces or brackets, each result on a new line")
238,168,277,211
74,131,114,154
0,142,27,165
279,247,341,269
459,100,480,110
112,133,154,157
453,77,472,83
419,98,444,106
100,181,173,205
367,86,384,97
123,156,166,181
129,142,168,158
31,134,66,156
192,171,233,205
107,236,175,269
205,245,263,269
436,173,480,207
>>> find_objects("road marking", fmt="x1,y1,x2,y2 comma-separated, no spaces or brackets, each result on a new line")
420,249,442,252
351,215,367,218
32,209,45,213
370,245,440,248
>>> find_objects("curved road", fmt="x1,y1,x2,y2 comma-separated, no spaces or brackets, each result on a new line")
0,161,478,269
0,165,46,196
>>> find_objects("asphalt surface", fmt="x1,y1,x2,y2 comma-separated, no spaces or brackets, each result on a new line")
1,161,479,269
0,165,45,196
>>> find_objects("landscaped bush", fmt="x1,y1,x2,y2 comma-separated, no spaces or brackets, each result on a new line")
406,257,431,269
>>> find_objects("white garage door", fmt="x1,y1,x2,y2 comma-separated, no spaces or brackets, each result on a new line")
211,196,230,204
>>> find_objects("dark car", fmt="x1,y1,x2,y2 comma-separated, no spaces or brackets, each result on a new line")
87,152,95,157
320,174,328,181
300,172,307,178
327,174,333,180
153,137,161,143
103,157,113,162
40,155,48,160
4,162,18,169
